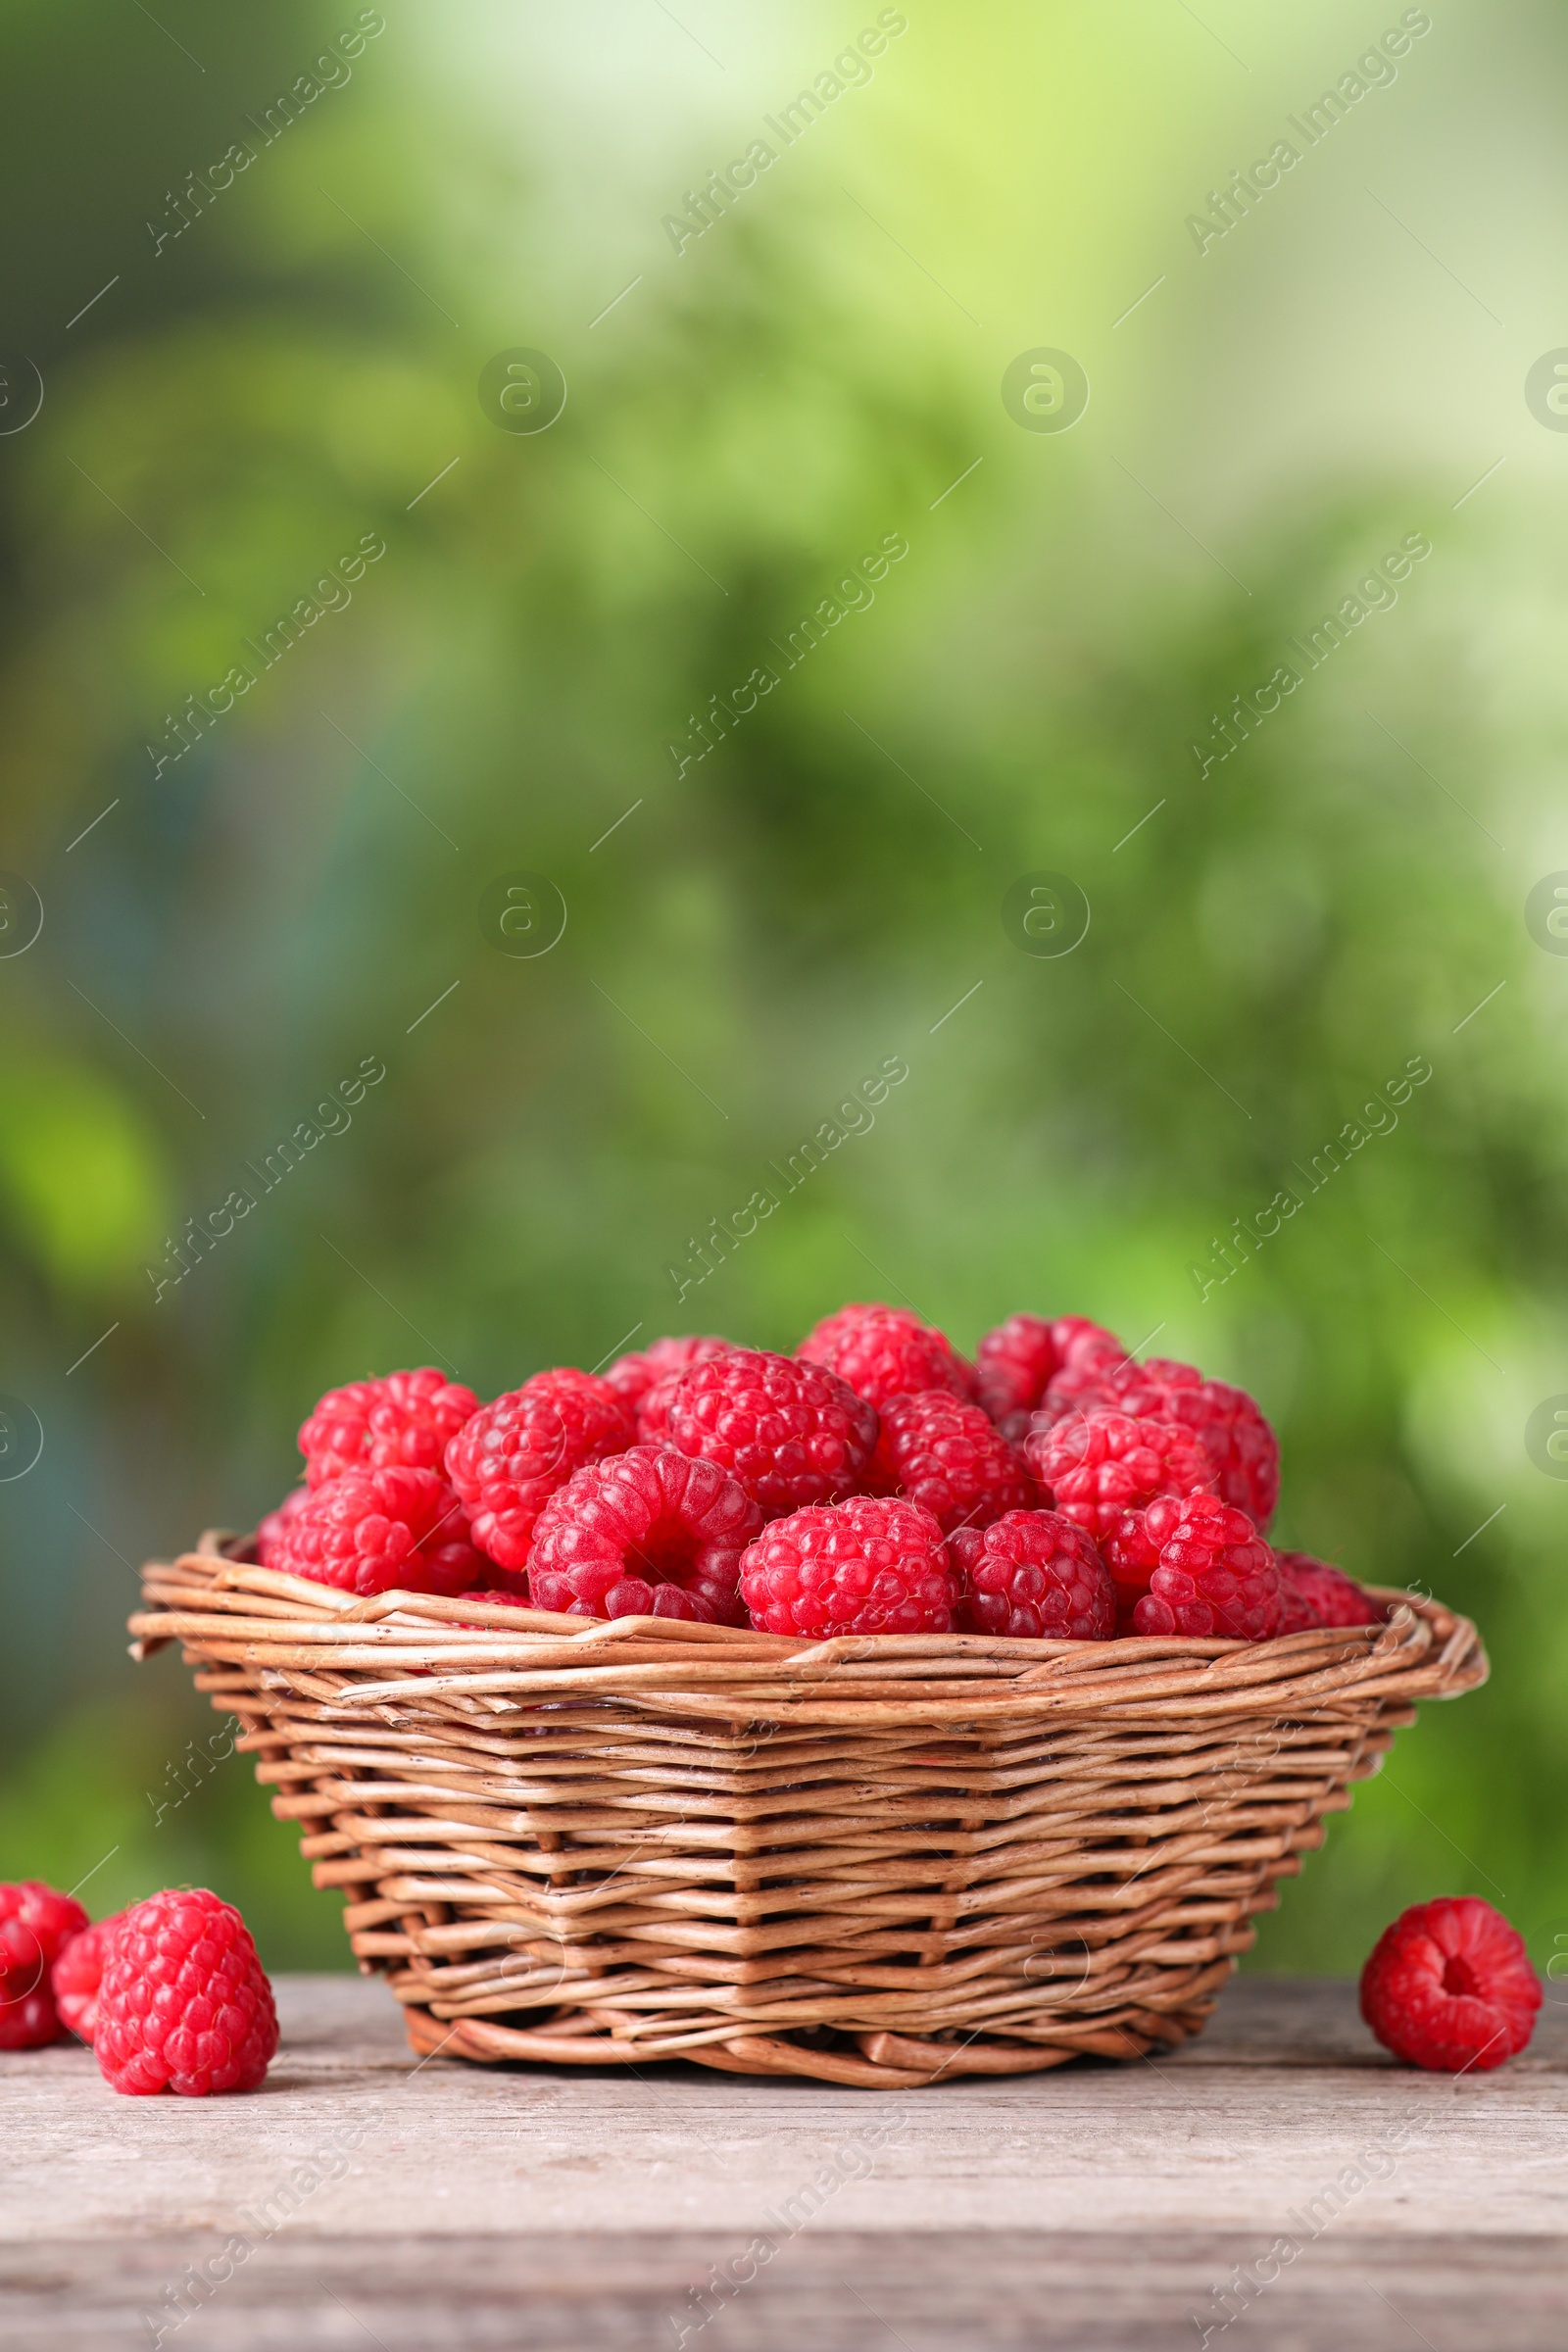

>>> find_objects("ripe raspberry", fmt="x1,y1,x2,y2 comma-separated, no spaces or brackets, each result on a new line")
1040,1357,1278,1529
1127,1491,1285,1640
254,1485,309,1567
270,1466,484,1597
1277,1551,1386,1635
52,1915,123,2043
796,1302,973,1409
528,1445,761,1623
0,1881,89,2050
1360,1897,1542,2073
663,1349,877,1518
444,1368,635,1571
741,1495,955,1637
605,1335,735,1439
869,1390,1036,1533
299,1366,478,1488
952,1510,1114,1641
95,1888,278,2096
974,1314,1124,1435
1025,1409,1212,1544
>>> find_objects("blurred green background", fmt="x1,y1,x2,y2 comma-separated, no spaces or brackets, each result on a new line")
2,0,1566,1980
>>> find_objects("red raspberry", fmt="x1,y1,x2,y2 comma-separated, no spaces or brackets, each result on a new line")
605,1335,735,1439
0,1881,89,2050
796,1302,973,1408
528,1445,761,1623
869,1390,1036,1533
255,1485,309,1567
1128,1491,1284,1640
444,1368,635,1572
299,1366,478,1488
1360,1897,1542,2073
1277,1550,1386,1634
270,1466,484,1597
1040,1357,1278,1529
95,1888,278,2096
663,1348,877,1518
741,1495,955,1637
52,1915,123,2043
952,1510,1114,1641
1025,1409,1212,1544
974,1314,1124,1435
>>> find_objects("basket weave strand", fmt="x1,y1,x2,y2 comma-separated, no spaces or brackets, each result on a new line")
131,1540,1486,2087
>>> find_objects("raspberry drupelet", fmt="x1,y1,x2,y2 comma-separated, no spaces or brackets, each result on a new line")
298,1366,478,1488
604,1335,735,1439
1276,1551,1386,1633
1124,1490,1284,1640
951,1510,1114,1642
94,1888,278,2096
662,1349,877,1519
1025,1409,1212,1545
444,1368,636,1572
795,1302,974,1409
868,1390,1036,1533
1360,1897,1541,2073
740,1494,956,1637
254,1485,310,1567
0,1881,90,2049
52,1914,124,2043
270,1465,485,1597
528,1445,761,1624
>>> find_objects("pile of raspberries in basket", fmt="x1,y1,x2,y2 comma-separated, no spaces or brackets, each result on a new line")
251,1305,1386,1643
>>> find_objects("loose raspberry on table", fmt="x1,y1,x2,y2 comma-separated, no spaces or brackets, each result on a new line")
95,1888,278,2097
1025,1409,1212,1544
0,1881,89,2050
951,1510,1114,1642
255,1485,309,1567
868,1390,1036,1533
796,1302,973,1408
605,1335,735,1439
528,1445,761,1623
740,1494,956,1637
663,1349,877,1518
52,1915,123,2044
299,1366,478,1488
270,1466,485,1597
444,1368,636,1572
1360,1897,1542,2073
1126,1491,1284,1640
974,1315,1124,1435
1040,1357,1279,1529
1277,1551,1386,1635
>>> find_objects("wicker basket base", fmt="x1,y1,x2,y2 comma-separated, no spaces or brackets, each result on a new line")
131,1543,1487,2088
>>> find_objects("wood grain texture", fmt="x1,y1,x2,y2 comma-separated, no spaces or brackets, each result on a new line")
128,1544,1486,2084
5,1976,1568,2349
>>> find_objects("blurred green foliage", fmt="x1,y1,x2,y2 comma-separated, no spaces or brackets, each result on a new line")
1,0,1565,1981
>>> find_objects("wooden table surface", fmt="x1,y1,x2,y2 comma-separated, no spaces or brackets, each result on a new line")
3,1971,1565,2350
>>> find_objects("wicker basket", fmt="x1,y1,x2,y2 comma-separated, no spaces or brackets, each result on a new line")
130,1537,1486,2088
